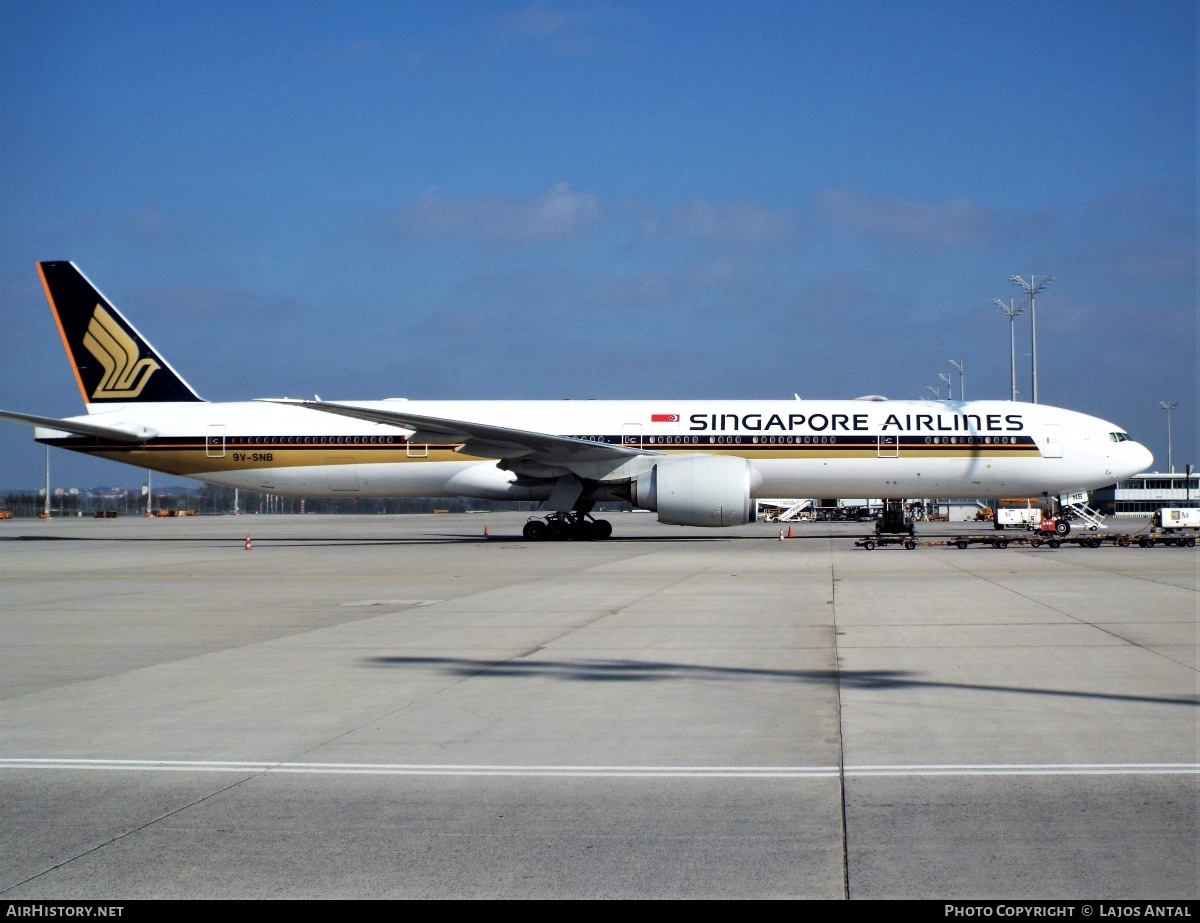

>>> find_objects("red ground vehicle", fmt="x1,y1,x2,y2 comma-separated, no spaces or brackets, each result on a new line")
1032,515,1071,536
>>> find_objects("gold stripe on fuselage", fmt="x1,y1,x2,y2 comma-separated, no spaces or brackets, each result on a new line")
56,439,1042,477
72,445,474,476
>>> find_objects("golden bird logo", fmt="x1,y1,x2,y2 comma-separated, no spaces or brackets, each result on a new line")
82,304,160,399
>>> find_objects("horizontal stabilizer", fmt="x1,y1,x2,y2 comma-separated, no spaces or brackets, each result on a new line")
0,408,156,443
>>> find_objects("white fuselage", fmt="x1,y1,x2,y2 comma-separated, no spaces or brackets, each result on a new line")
37,398,1154,504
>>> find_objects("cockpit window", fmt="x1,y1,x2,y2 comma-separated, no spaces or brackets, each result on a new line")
1109,432,1130,443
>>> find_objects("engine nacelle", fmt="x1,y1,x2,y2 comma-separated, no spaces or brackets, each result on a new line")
633,455,754,527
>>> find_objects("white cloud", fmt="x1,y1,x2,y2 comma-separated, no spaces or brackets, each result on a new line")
495,3,633,56
123,205,174,240
814,188,992,247
393,183,603,244
657,199,795,245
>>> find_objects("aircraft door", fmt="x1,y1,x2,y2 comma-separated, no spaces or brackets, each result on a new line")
622,423,642,449
877,434,899,457
1043,425,1063,458
206,425,225,458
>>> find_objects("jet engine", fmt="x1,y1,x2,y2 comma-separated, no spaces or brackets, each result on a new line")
632,455,754,527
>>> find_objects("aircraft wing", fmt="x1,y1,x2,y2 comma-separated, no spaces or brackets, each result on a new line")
263,399,659,464
0,408,155,443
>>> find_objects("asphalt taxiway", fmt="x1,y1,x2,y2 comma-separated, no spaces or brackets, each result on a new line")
1,513,1197,898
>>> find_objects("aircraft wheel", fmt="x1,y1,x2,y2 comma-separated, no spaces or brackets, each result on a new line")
1055,520,1070,535
572,520,596,541
547,520,569,541
522,520,546,541
593,519,613,539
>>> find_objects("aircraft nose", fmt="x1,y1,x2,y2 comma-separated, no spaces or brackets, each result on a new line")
1132,443,1154,474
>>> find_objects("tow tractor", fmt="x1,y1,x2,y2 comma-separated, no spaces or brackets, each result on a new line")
855,500,918,549
1031,515,1072,537
875,499,915,537
1014,493,1077,537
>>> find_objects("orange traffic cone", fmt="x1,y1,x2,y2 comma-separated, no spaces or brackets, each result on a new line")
483,525,489,538
244,535,252,551
787,525,794,538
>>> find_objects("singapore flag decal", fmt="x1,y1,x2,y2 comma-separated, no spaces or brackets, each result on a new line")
651,413,679,423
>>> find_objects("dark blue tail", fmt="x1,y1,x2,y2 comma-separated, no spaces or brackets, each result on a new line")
38,261,203,404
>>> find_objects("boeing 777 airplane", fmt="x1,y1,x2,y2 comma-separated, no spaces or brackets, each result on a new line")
0,262,1153,539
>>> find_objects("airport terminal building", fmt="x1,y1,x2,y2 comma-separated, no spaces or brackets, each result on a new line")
1089,470,1200,517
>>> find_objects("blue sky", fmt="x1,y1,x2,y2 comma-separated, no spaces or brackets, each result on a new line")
1,0,1195,489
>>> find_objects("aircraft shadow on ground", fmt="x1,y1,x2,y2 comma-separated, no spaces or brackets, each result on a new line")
366,655,1200,708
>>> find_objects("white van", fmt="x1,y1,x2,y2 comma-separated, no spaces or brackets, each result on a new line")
994,508,1042,529
1156,508,1200,531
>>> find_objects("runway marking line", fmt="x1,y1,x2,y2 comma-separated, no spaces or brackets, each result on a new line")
1,759,1196,778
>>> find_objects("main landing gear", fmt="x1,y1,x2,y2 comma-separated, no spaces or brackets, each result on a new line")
522,512,614,541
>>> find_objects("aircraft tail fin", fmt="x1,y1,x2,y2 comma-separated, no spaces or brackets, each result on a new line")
37,261,203,405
